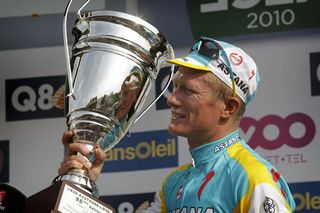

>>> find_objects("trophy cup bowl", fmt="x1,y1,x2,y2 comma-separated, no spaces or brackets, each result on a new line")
23,1,174,213
58,9,174,195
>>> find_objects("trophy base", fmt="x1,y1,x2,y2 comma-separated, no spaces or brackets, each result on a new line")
24,180,114,213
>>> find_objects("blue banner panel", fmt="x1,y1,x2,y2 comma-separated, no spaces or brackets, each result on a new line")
5,75,65,121
0,141,9,182
289,181,320,212
102,130,178,172
100,192,155,213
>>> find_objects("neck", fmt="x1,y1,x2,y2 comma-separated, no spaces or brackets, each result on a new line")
187,124,239,149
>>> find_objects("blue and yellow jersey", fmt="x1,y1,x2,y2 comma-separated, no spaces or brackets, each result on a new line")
144,130,295,213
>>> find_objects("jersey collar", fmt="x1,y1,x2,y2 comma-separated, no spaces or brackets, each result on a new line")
189,130,240,168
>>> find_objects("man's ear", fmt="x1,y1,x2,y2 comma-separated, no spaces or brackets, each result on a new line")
221,97,241,119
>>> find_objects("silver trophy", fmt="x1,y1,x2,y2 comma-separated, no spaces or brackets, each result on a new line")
24,1,174,212
57,0,174,197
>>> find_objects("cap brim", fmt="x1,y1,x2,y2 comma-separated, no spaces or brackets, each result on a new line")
167,58,211,72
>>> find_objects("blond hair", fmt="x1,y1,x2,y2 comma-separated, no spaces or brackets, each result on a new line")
204,72,246,122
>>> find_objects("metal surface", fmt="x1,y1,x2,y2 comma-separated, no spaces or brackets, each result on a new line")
59,0,174,195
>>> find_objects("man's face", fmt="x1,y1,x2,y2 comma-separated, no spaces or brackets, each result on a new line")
167,67,225,145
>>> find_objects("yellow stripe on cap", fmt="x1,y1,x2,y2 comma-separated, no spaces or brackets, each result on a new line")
167,58,211,72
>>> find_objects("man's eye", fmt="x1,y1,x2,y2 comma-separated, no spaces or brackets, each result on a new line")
182,86,193,94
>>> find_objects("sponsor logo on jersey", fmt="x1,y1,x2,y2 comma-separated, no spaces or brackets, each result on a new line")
260,197,279,213
168,207,215,213
198,171,215,200
176,186,184,201
214,135,238,153
270,168,286,198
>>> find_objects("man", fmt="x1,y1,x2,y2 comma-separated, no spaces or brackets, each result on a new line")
58,37,296,212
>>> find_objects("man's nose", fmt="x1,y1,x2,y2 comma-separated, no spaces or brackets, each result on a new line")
167,90,179,107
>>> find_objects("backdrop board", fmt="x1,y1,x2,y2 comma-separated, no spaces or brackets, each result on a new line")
0,0,320,213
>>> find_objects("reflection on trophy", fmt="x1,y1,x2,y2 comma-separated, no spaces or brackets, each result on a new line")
23,0,174,212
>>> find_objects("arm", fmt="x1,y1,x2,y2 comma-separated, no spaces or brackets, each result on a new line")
233,165,296,213
247,182,295,213
136,190,166,213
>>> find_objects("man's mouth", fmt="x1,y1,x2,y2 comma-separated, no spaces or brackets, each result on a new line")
171,112,185,120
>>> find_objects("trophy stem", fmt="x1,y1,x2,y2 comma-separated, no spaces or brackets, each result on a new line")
54,168,99,198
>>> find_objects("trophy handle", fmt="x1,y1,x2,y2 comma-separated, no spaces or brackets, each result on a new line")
63,0,91,100
133,63,175,124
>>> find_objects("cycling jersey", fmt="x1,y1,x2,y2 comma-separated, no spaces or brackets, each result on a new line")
143,130,296,213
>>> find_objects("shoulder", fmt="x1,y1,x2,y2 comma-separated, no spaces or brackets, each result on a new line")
226,141,295,212
226,140,273,182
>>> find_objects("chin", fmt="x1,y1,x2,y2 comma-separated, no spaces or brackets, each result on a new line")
168,125,186,137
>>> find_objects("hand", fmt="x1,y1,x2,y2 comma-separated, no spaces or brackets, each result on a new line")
58,130,106,182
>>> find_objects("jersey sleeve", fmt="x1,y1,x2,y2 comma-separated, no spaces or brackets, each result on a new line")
247,182,295,213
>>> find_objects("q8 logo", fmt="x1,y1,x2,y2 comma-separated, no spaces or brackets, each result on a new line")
5,75,65,121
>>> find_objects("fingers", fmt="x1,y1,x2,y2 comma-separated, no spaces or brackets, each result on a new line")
59,130,106,181
61,130,74,147
58,154,92,176
87,148,106,181
93,148,106,165
66,142,92,157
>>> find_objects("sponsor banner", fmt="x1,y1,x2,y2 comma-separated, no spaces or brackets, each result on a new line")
186,0,320,38
102,130,178,172
240,112,316,168
100,192,155,213
310,52,320,96
289,181,320,212
241,113,315,150
5,75,65,121
0,141,9,182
